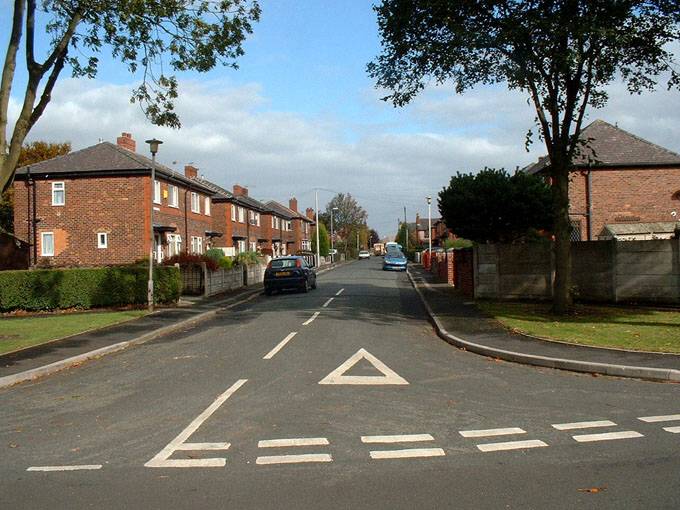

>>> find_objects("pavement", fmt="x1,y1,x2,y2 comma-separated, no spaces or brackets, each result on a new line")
408,264,680,382
1,257,679,509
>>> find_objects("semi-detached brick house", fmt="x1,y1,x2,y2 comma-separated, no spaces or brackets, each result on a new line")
524,119,680,241
13,133,218,267
265,199,314,254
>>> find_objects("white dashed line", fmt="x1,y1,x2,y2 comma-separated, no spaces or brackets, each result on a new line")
335,288,345,296
361,434,434,444
477,440,548,452
27,465,102,472
258,438,329,448
663,426,680,434
369,448,445,460
256,454,332,465
144,379,246,468
263,332,298,360
459,427,526,438
303,312,320,326
638,414,680,423
552,420,616,430
322,297,335,308
572,431,643,443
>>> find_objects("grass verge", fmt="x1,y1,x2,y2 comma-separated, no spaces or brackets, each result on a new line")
477,301,680,353
0,310,148,355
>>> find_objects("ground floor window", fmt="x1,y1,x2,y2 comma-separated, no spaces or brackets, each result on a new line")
154,233,163,262
191,236,204,254
41,232,54,256
237,239,246,253
249,241,257,252
168,234,182,257
570,219,582,241
301,240,311,251
97,232,108,249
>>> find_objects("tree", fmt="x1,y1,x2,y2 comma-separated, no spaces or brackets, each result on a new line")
0,140,71,232
368,229,380,247
324,193,368,257
1,1,261,193
368,1,679,313
438,168,553,243
312,221,331,257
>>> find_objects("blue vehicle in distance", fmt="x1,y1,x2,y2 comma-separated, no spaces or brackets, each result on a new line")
383,250,408,271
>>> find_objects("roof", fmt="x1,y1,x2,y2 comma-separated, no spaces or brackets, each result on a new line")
15,142,216,194
265,200,312,222
602,222,678,236
524,119,680,174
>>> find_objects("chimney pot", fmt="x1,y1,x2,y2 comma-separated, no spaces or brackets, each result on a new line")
289,197,298,212
184,165,198,179
116,132,136,152
233,184,248,196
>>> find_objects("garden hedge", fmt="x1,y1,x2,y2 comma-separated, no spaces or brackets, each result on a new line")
0,265,181,312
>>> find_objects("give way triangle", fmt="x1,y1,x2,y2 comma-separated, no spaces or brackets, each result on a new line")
318,348,409,385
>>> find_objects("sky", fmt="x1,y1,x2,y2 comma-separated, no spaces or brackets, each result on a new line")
4,1,680,238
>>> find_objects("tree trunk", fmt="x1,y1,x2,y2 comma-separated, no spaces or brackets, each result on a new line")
551,158,573,314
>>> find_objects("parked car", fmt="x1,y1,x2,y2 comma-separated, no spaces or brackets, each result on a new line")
383,250,408,271
264,256,317,295
358,250,370,259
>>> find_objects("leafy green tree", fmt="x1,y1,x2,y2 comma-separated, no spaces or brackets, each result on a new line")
368,229,380,247
0,141,71,232
312,222,331,257
1,1,261,193
369,0,679,313
438,168,553,243
323,193,368,258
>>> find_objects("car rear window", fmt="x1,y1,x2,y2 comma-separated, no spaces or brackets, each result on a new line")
271,259,297,269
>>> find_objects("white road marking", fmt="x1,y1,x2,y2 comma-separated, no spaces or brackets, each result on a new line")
263,332,298,360
256,454,332,465
322,297,335,308
361,434,434,444
369,448,445,460
144,379,246,468
459,427,526,438
27,465,102,472
176,442,231,451
335,288,345,296
552,420,616,430
638,414,680,423
477,440,548,452
318,348,409,385
303,312,320,326
663,426,680,433
258,438,329,448
572,431,643,443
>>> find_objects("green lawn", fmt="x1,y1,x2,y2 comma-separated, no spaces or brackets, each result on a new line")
478,301,680,353
0,310,147,355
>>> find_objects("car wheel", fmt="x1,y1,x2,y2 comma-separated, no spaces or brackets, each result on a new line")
311,279,317,290
265,288,273,296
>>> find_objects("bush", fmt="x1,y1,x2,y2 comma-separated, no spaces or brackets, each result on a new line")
218,256,234,269
235,251,261,266
443,238,473,249
164,252,219,271
0,265,180,312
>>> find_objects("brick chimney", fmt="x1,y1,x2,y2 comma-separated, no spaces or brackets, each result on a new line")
184,165,198,179
116,132,136,152
305,208,315,220
233,184,248,196
289,197,298,212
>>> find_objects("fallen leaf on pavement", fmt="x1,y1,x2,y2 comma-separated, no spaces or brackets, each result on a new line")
577,487,607,494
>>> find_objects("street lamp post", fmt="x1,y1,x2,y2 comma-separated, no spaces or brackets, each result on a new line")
427,196,432,255
146,138,163,312
330,206,338,263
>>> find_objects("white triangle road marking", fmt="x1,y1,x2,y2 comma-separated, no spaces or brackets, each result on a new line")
318,348,409,385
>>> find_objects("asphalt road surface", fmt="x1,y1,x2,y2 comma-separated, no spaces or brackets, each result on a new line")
1,258,679,509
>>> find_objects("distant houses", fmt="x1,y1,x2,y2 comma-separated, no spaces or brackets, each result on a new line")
12,132,314,268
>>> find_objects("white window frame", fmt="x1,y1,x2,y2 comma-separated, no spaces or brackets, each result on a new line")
168,185,179,208
97,232,108,249
204,197,211,216
41,232,54,256
168,234,182,257
51,182,65,206
249,241,257,252
256,213,260,227
238,207,245,223
231,204,237,221
237,239,246,253
191,192,200,213
271,216,275,228
154,180,161,204
191,236,204,254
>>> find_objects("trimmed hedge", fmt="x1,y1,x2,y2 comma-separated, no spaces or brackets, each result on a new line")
0,265,181,312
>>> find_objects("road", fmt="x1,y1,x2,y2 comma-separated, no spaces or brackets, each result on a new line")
1,257,679,509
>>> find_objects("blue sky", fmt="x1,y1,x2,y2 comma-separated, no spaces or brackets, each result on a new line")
4,1,680,237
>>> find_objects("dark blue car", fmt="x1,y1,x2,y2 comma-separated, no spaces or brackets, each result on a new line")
383,250,408,271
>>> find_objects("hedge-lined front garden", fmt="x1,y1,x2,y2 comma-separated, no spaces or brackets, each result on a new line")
0,265,181,312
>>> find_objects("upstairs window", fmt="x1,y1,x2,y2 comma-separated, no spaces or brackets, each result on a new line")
52,182,65,206
191,192,200,213
168,185,179,207
154,180,161,204
204,197,211,216
238,207,245,223
256,213,260,227
231,204,236,221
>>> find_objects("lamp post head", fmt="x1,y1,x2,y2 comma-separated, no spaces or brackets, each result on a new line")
426,196,432,205
145,138,163,156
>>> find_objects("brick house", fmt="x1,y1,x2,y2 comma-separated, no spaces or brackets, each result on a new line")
524,119,680,240
13,133,217,267
264,199,314,254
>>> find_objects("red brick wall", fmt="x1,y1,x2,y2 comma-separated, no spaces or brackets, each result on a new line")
212,202,233,249
454,248,474,298
569,166,680,240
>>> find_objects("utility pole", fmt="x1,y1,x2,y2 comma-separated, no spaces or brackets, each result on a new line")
427,196,432,255
315,189,320,267
145,138,163,313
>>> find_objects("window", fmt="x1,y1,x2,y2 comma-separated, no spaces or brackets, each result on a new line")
41,232,54,256
154,180,161,204
256,213,260,227
191,192,200,213
231,204,236,221
238,207,245,223
168,234,182,256
97,232,108,249
190,236,203,254
204,197,211,216
570,219,582,242
168,185,179,208
272,216,275,228
249,241,257,252
237,239,246,253
286,221,292,231
52,182,65,206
